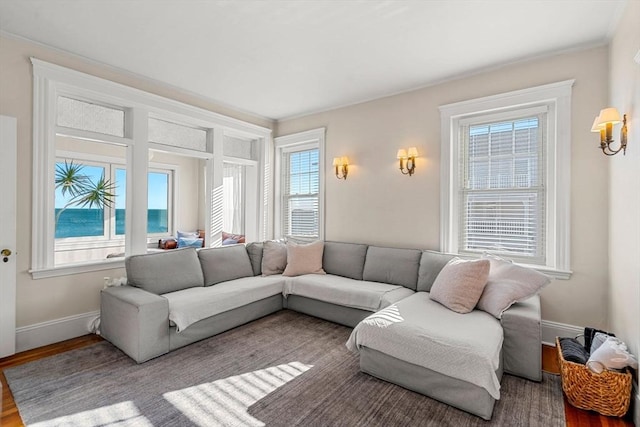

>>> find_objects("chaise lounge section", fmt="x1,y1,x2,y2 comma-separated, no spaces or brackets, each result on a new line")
100,240,544,420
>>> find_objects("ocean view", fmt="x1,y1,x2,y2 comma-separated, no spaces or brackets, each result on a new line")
55,208,168,238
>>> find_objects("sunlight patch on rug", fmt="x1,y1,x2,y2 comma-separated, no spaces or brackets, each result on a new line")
30,401,152,427
163,361,312,427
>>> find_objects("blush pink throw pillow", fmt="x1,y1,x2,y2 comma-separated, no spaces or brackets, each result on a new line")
429,258,490,314
282,241,326,277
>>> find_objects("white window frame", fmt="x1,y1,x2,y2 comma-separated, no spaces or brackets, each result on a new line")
31,58,272,278
274,128,325,240
439,80,574,279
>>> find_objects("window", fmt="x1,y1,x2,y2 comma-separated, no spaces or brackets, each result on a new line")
223,162,245,235
274,128,325,240
31,59,271,278
53,150,176,265
440,81,573,278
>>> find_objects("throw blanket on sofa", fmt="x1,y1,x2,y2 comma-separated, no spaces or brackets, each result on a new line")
164,276,284,332
346,292,504,399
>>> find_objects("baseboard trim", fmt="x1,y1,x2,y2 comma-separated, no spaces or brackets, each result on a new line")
633,381,639,426
541,320,582,346
16,311,99,353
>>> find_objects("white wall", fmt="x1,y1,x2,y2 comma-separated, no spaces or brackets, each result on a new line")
607,0,640,423
0,34,273,330
278,46,611,329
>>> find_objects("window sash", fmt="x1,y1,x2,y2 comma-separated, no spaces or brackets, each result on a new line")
281,148,320,239
458,113,546,263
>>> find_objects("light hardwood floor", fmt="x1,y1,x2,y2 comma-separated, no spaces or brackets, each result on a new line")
0,336,635,426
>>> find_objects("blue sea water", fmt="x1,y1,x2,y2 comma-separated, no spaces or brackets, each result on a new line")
55,209,168,238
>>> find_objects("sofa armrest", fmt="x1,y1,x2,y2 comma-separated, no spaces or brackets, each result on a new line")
100,285,170,363
500,294,542,381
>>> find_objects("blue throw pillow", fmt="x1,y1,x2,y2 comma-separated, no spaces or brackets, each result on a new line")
222,238,239,246
178,237,203,248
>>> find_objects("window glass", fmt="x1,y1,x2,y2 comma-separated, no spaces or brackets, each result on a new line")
115,169,171,235
283,148,320,238
460,115,545,263
55,163,107,239
223,163,245,235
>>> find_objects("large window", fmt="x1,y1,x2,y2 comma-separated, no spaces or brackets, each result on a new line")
461,115,545,262
274,129,325,240
440,81,573,278
31,59,271,278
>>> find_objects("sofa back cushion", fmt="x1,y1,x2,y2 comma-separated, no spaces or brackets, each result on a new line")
323,241,368,280
362,246,422,289
126,248,204,295
245,242,263,276
198,245,255,286
417,250,457,292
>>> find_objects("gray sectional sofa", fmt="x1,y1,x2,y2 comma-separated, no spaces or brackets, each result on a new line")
100,241,542,420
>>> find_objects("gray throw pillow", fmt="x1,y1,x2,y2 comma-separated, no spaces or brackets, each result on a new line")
245,242,264,276
261,240,287,276
429,258,490,314
475,254,550,319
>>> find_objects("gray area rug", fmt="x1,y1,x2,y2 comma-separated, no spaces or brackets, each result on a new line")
4,310,564,426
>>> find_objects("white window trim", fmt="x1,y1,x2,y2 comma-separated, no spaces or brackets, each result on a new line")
274,128,326,240
439,80,574,279
31,58,272,279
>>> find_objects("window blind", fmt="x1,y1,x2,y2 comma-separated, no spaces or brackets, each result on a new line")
459,115,546,263
282,148,319,239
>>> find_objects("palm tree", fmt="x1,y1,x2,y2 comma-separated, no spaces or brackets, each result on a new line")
55,160,116,226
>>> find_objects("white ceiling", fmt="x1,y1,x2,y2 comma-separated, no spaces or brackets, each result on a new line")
0,0,627,120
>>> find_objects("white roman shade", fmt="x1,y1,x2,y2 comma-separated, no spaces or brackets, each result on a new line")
459,114,546,264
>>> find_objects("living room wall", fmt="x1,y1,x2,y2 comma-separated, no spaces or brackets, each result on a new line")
607,0,639,421
277,46,611,331
0,35,274,333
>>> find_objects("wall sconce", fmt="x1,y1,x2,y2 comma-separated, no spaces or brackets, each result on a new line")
591,107,628,156
397,147,418,176
332,156,349,180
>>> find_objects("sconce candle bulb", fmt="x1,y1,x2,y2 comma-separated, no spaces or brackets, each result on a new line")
397,147,418,176
333,156,349,180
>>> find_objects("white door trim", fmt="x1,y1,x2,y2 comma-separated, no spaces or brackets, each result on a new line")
0,115,17,357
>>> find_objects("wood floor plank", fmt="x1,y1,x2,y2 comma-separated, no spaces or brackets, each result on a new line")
0,338,635,426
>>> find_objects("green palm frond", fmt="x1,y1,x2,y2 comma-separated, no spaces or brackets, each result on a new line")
55,160,91,198
71,175,117,209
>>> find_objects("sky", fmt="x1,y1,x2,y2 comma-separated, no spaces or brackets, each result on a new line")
55,163,168,210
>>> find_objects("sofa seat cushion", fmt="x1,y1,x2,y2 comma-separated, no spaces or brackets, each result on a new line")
283,274,414,312
164,276,285,332
347,292,503,399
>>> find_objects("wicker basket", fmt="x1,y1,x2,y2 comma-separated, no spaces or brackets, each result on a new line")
556,337,632,417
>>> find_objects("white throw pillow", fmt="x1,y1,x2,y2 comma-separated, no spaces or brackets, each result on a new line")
429,258,490,314
476,254,550,318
